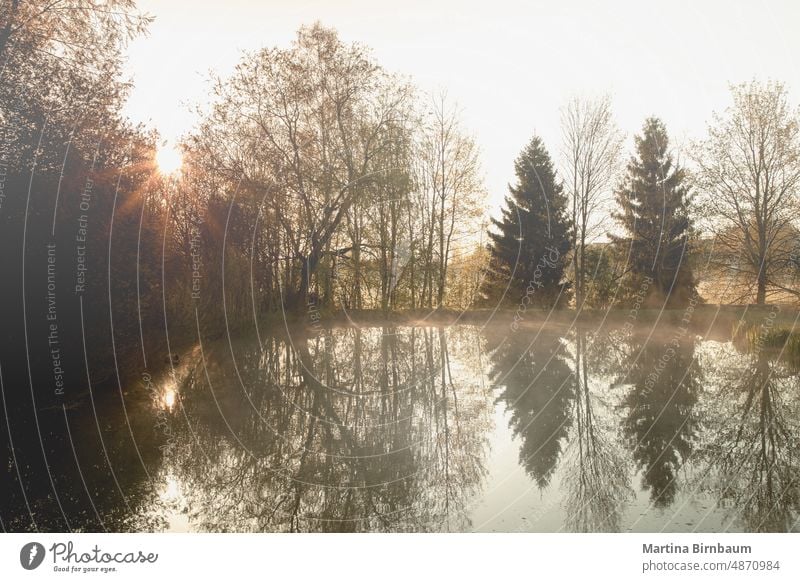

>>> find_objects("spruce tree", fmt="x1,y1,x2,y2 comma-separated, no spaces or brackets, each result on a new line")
482,136,572,308
612,118,697,307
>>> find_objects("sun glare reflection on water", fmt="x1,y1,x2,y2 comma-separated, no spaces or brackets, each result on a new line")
162,386,177,411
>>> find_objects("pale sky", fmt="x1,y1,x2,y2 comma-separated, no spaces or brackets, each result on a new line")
123,0,800,212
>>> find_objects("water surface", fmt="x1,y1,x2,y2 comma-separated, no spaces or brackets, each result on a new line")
4,319,800,532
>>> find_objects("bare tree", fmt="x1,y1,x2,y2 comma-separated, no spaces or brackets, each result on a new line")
0,0,149,171
0,0,149,63
561,96,623,309
416,94,483,308
694,81,800,304
191,24,414,310
371,121,414,311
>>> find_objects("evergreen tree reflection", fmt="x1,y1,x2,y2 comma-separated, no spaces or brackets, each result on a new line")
618,331,700,508
485,326,574,489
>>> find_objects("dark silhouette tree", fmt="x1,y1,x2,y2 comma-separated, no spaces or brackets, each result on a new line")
481,136,572,308
612,118,697,307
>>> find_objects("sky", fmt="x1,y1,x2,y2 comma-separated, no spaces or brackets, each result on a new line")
123,0,800,212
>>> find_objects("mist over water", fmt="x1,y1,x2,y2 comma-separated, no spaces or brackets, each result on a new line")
4,319,798,533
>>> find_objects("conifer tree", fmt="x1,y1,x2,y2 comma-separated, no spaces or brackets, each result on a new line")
482,136,572,308
612,118,697,307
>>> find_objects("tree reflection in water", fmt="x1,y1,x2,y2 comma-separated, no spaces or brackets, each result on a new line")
3,321,799,532
484,327,573,490
154,326,492,532
485,326,631,532
697,345,800,532
617,331,700,509
562,330,632,532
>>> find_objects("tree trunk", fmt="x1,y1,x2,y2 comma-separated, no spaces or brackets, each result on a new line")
756,267,767,305
295,251,320,311
0,0,20,61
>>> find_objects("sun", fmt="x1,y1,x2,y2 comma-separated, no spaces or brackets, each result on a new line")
156,142,183,175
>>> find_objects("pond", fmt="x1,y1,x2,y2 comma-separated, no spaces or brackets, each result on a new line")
4,318,800,532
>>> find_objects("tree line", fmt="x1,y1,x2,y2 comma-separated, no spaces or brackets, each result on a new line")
484,84,800,311
186,24,485,318
184,24,800,315
2,7,800,401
